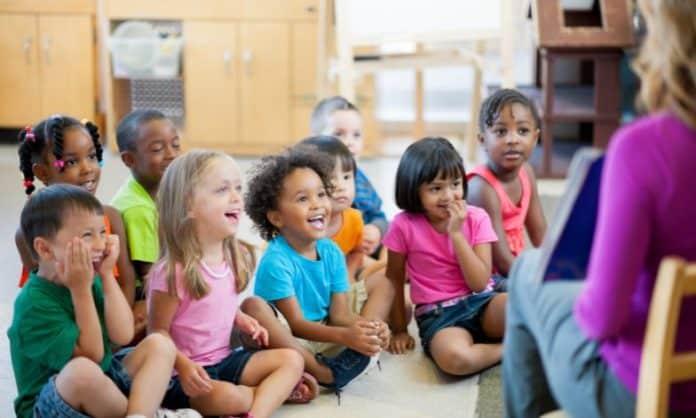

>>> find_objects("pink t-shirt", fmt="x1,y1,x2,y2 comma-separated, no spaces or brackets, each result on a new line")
382,205,498,305
148,260,238,367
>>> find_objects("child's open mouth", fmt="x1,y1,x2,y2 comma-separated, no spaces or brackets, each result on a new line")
308,214,325,230
225,211,240,223
91,256,102,271
81,180,97,193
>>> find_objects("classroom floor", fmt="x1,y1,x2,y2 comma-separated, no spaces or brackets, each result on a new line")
0,143,565,417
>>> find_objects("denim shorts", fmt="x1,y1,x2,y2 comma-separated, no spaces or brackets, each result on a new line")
33,349,133,417
162,347,255,409
415,292,497,356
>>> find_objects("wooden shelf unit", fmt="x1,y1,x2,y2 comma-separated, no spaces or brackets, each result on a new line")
99,0,326,156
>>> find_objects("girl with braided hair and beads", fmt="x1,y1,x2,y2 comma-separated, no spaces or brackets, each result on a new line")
15,115,139,332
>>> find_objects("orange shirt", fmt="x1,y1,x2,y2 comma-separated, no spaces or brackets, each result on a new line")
331,208,364,255
18,215,120,287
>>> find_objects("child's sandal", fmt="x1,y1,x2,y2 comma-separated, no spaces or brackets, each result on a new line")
285,372,319,404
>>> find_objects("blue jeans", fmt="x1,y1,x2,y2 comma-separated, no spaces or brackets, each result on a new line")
416,292,497,357
503,249,635,418
33,349,133,418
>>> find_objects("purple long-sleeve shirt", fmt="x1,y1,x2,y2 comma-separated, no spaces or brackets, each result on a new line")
574,112,696,412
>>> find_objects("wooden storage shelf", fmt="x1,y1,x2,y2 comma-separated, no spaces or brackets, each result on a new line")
100,0,325,156
519,85,622,122
533,47,623,178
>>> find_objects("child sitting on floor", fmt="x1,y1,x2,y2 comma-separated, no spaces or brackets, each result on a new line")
467,89,547,290
15,115,139,336
148,149,312,418
8,184,198,418
241,145,392,398
311,96,388,259
384,137,506,378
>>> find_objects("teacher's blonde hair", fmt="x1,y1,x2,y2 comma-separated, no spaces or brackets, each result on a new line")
634,0,696,128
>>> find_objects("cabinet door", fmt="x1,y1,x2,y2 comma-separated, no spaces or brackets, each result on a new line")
0,14,40,126
240,22,290,148
38,15,94,121
291,22,317,140
184,21,239,149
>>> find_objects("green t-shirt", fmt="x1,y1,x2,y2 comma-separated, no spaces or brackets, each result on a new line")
7,272,112,418
111,176,159,264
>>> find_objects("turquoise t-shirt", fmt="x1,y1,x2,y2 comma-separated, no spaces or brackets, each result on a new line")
111,175,159,264
7,272,112,418
254,236,350,321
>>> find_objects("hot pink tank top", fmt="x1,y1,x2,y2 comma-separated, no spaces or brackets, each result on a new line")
467,165,530,256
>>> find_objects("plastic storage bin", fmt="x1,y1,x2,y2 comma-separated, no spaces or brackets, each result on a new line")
109,21,183,79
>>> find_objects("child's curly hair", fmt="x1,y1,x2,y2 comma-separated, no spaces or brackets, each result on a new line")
245,145,333,241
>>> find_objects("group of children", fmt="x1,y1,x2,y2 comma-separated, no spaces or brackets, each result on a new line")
9,87,547,418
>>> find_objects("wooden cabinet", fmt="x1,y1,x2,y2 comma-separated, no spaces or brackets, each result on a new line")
38,15,94,121
0,14,40,125
184,22,291,152
0,6,94,127
184,22,239,149
103,0,321,155
292,21,318,141
239,22,290,149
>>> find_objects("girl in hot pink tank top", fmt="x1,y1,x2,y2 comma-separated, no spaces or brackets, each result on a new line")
467,89,547,279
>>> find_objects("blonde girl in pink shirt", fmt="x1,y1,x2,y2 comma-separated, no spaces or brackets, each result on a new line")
148,150,316,418
383,137,507,376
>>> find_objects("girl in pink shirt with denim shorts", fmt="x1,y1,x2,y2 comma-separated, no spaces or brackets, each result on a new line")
383,137,507,376
148,150,317,418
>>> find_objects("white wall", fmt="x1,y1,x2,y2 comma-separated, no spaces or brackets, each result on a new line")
344,0,588,123
342,0,537,123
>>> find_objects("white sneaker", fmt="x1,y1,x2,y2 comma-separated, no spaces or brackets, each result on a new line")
154,408,203,418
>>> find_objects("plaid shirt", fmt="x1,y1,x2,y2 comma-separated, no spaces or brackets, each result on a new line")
353,167,388,236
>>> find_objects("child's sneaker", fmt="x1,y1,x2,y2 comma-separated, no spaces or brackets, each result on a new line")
154,408,203,418
317,348,379,390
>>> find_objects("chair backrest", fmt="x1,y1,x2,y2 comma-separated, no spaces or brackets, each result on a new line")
637,257,696,418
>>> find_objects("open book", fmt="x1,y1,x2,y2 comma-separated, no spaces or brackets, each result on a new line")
536,147,605,282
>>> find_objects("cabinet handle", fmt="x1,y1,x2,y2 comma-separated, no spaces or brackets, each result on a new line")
223,49,232,75
23,36,32,64
305,5,317,13
243,50,253,76
43,36,52,65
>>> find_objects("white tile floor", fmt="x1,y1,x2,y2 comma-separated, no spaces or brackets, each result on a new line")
0,144,565,417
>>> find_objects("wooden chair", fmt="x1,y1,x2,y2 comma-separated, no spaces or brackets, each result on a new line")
637,257,696,418
327,0,517,160
542,258,696,418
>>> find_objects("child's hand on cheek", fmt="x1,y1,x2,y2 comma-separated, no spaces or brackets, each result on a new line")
446,199,468,234
98,235,120,278
56,237,94,290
